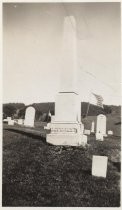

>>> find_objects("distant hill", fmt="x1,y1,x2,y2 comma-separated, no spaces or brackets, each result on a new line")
3,102,120,119
3,102,121,136
3,103,25,118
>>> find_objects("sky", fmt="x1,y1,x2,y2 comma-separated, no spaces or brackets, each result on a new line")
3,2,121,105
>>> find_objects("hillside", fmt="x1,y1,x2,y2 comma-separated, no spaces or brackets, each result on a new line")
2,104,121,206
3,102,120,119
3,102,121,136
3,126,120,207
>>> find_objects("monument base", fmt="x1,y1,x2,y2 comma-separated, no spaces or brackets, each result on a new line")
45,122,87,146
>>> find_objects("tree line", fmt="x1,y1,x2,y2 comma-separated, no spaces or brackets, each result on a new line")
3,102,118,121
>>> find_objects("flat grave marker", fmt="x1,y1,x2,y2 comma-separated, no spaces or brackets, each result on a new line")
84,129,91,135
8,120,14,126
96,132,104,141
18,119,24,125
108,130,113,135
92,155,108,178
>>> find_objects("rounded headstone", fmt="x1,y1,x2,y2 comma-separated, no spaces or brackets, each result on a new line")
96,114,107,136
24,107,35,127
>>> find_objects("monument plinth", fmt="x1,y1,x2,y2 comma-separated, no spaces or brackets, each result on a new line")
45,16,85,146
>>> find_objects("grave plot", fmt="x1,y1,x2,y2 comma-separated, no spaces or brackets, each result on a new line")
2,126,120,207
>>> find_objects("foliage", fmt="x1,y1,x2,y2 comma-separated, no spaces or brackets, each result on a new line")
3,103,25,118
3,102,120,121
3,104,16,118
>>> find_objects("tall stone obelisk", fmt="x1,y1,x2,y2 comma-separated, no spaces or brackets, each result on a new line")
45,16,86,146
55,16,80,123
60,16,77,92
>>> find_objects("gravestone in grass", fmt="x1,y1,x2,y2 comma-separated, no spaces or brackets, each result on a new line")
96,114,107,136
108,130,113,135
7,117,11,124
78,134,87,146
84,129,91,135
7,117,13,125
92,155,108,178
18,119,23,125
91,121,95,133
8,120,14,125
24,106,35,127
96,132,104,141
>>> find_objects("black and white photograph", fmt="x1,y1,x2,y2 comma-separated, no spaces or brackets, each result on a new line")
2,1,121,207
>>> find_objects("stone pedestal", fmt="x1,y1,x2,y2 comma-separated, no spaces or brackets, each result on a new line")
55,92,81,122
46,121,85,146
45,90,85,146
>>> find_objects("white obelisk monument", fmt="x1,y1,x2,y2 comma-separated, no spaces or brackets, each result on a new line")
45,16,85,146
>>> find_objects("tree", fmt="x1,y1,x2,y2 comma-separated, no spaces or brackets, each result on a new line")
3,104,16,117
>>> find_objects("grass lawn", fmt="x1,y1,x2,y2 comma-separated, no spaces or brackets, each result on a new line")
2,125,120,207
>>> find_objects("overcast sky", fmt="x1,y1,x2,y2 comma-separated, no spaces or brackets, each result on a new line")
3,2,121,105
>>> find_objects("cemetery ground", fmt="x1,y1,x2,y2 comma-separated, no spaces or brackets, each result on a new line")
3,121,120,207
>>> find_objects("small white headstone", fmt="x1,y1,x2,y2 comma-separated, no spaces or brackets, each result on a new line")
96,114,107,136
7,117,11,122
7,117,12,125
24,107,35,127
82,135,87,145
91,121,95,133
108,130,113,135
14,119,18,124
78,134,87,146
96,133,104,141
92,155,108,178
18,119,23,125
8,120,14,125
84,129,91,135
